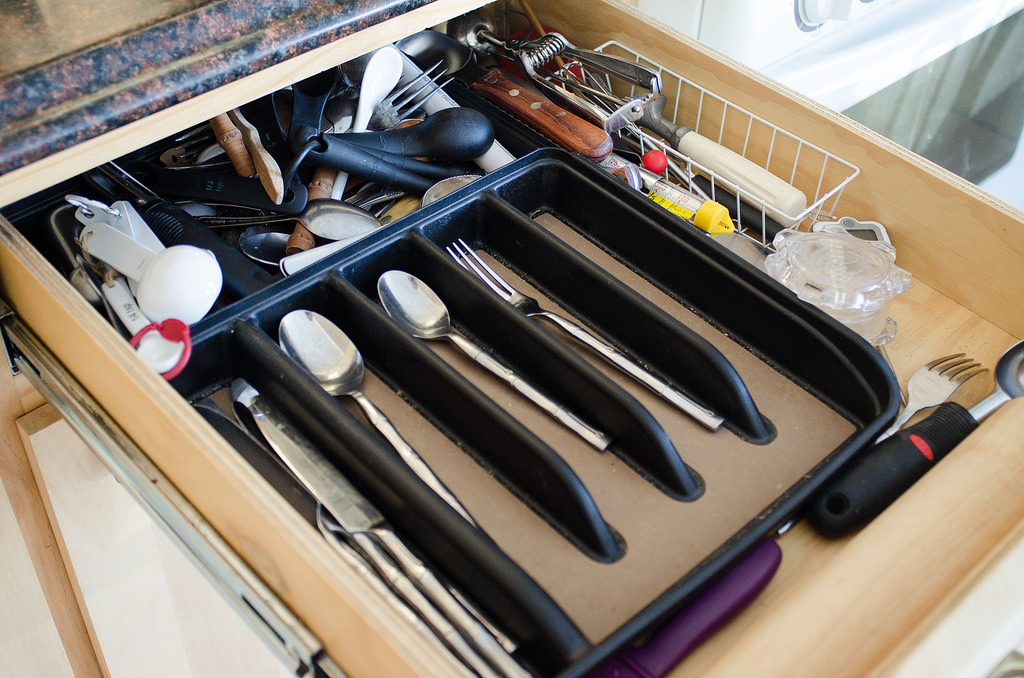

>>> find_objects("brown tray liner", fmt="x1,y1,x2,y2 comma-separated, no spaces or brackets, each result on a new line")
339,213,854,642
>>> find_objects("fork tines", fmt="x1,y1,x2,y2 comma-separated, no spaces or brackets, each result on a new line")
446,239,515,299
928,353,986,382
377,61,452,125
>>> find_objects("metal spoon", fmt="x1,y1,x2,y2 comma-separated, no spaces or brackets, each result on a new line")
202,199,381,241
377,270,611,451
238,226,289,265
278,309,475,524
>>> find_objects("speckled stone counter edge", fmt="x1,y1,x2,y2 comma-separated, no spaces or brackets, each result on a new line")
0,0,433,174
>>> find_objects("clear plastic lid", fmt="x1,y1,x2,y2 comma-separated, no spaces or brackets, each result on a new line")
765,230,911,315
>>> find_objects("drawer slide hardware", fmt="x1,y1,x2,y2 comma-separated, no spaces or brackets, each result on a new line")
0,310,344,678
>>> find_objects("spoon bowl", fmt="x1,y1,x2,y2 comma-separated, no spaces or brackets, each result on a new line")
278,309,364,397
299,200,382,240
376,270,611,450
238,226,289,265
377,270,451,339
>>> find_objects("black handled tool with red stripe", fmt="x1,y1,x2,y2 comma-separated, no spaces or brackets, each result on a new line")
809,338,1024,537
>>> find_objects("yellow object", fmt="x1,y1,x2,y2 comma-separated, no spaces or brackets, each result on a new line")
694,200,734,234
647,190,734,235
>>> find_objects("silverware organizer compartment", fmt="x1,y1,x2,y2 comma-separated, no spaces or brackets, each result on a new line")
172,149,896,676
4,149,898,678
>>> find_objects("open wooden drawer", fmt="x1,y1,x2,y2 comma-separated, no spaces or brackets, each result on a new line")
1,1,1024,677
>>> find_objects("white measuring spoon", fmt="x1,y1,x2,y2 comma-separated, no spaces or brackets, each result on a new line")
101,275,185,374
71,197,222,324
331,46,405,199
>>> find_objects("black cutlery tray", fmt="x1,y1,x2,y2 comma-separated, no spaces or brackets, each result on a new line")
5,148,898,677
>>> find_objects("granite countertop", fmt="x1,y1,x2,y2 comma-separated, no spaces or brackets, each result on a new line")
0,0,435,175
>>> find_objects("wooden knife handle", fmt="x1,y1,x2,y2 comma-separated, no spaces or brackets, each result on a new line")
285,166,334,255
210,114,256,177
227,108,285,205
470,68,612,162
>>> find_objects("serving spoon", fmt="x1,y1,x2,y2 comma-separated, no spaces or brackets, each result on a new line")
278,309,475,524
332,46,405,199
377,270,610,450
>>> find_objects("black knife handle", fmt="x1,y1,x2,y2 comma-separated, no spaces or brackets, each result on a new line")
808,402,979,537
142,201,275,300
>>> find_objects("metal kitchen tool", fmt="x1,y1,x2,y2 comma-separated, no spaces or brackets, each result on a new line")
369,60,452,130
447,239,723,430
377,269,612,451
277,309,475,524
198,199,381,241
396,30,613,162
446,10,661,132
229,379,525,678
43,203,120,325
479,33,652,132
875,353,985,441
238,226,289,266
810,338,1024,537
313,506,478,678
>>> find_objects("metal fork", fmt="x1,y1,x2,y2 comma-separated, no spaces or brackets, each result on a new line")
446,239,725,431
877,353,986,440
370,61,451,130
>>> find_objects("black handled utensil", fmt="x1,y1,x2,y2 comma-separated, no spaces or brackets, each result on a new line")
336,107,494,161
149,165,308,214
809,338,1024,537
305,107,494,191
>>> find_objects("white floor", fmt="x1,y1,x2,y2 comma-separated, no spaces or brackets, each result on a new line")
0,472,75,677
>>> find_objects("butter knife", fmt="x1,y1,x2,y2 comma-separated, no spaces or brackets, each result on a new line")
230,379,525,678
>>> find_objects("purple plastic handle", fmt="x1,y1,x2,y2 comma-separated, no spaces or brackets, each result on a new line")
590,538,782,678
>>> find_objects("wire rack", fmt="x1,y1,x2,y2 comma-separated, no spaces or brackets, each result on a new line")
586,40,860,247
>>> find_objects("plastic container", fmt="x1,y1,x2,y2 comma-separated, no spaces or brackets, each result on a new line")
765,229,911,345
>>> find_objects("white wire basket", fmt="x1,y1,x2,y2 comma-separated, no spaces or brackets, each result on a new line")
589,40,860,247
